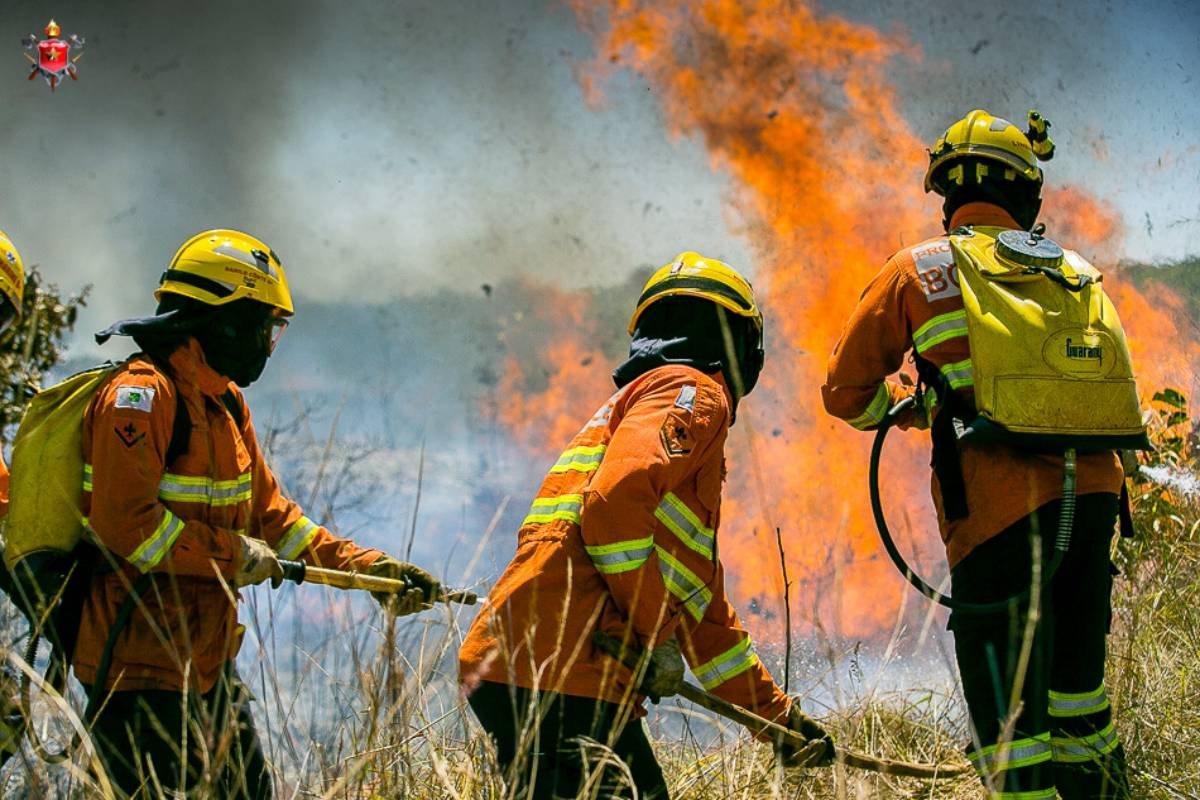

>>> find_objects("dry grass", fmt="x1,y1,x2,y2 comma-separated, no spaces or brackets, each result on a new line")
1,394,1197,799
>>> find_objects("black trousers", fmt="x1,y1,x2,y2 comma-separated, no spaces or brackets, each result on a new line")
950,493,1129,799
469,680,669,800
87,668,271,799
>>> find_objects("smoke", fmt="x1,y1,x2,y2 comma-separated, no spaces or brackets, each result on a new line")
0,0,747,350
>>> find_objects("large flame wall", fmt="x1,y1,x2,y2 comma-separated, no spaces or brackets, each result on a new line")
494,0,1197,641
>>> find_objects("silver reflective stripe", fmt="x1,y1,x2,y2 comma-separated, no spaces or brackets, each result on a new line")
549,445,606,474
848,383,890,430
127,510,186,572
654,493,714,559
968,733,1052,774
158,474,210,502
692,637,757,690
940,358,974,390
1048,685,1109,718
83,463,94,492
913,310,968,354
157,472,252,507
210,475,252,506
585,535,654,575
1052,723,1120,764
276,516,320,560
655,546,712,621
522,494,584,526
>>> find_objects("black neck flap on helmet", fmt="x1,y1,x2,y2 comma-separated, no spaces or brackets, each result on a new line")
97,296,278,387
613,296,764,421
938,156,1043,232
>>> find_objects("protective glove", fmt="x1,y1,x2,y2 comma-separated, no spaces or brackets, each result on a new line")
235,535,283,588
775,700,835,767
640,637,685,702
364,555,441,616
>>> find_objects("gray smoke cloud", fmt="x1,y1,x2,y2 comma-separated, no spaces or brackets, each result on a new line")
0,0,745,351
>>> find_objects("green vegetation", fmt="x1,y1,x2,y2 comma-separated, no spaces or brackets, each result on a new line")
0,267,89,433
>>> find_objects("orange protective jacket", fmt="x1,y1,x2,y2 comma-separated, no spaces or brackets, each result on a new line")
459,364,791,727
822,202,1123,566
77,339,383,693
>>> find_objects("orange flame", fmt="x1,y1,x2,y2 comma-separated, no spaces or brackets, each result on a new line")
498,0,1197,640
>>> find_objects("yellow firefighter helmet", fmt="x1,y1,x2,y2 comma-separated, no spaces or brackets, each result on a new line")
44,20,61,38
924,109,1055,196
629,251,761,335
0,230,27,326
157,229,294,315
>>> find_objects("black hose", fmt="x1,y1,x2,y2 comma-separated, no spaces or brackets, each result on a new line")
18,571,154,763
869,397,1075,613
84,572,154,723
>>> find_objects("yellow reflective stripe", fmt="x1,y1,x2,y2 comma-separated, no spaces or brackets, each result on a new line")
968,733,1052,774
157,472,252,506
692,637,758,690
940,358,974,390
655,546,712,621
847,383,890,430
548,445,607,474
913,310,968,354
276,515,320,560
82,463,94,493
1051,722,1120,764
1048,685,1110,718
585,535,654,574
522,494,584,526
654,493,714,559
127,509,186,572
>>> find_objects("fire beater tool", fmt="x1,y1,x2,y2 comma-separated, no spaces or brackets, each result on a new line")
277,560,478,605
593,630,969,779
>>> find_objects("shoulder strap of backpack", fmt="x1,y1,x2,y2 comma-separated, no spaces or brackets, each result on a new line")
220,389,244,429
914,354,970,522
164,391,192,466
158,382,243,467
143,355,191,467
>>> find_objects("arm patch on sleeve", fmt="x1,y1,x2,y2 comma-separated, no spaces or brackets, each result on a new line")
674,385,697,412
115,385,156,413
660,411,694,457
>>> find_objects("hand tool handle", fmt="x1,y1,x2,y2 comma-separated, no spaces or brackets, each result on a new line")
277,560,477,605
592,630,968,778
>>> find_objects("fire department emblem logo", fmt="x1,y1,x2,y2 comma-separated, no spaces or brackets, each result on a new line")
21,19,85,91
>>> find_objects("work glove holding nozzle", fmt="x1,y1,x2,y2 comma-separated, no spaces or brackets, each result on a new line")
235,535,284,588
639,637,685,702
364,555,441,616
775,700,835,767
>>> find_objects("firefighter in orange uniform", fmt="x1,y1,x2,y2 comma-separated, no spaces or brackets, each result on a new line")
823,111,1129,798
80,230,440,798
0,230,26,764
460,252,831,799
